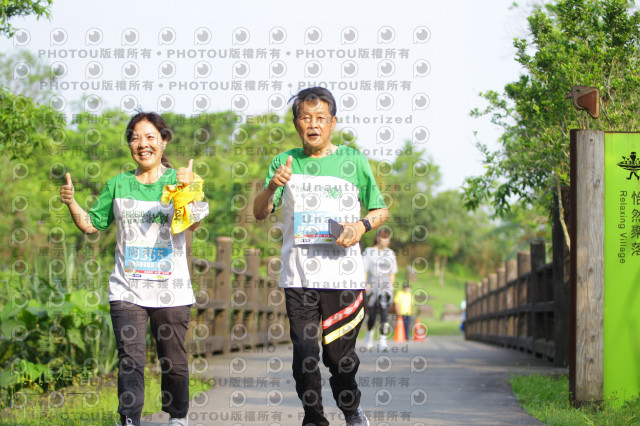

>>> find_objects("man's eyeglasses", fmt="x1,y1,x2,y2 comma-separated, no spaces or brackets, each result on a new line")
297,116,333,124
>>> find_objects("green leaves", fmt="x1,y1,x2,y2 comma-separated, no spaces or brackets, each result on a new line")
0,0,52,38
464,0,640,217
0,88,64,160
0,275,111,406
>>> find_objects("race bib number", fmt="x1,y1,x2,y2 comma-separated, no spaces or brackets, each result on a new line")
124,236,173,281
293,211,334,245
289,175,348,245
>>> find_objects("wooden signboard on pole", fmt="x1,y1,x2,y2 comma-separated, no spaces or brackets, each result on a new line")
570,130,640,406
602,132,640,405
570,129,605,405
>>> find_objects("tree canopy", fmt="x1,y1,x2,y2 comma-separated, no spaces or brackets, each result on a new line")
0,0,52,37
0,2,62,161
463,0,640,217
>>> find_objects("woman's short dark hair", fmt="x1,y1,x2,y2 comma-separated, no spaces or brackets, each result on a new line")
290,87,337,120
125,112,173,168
373,226,392,246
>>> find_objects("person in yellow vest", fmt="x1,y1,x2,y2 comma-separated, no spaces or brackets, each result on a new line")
394,282,414,340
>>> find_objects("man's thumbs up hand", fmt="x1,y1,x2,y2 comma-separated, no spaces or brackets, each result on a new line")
60,172,75,205
268,155,293,191
177,159,195,186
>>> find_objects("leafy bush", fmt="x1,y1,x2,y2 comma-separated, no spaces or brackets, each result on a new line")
0,267,116,408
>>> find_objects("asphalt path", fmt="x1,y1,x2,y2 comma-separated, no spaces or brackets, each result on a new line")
141,334,565,426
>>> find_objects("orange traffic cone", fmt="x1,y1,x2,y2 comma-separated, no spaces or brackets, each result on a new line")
394,315,406,342
413,318,427,341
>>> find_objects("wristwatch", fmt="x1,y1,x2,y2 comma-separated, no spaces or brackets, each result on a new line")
359,218,372,232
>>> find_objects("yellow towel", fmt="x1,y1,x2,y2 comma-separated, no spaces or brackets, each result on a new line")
161,174,205,234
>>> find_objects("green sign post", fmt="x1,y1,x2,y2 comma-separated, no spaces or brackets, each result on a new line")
604,132,640,404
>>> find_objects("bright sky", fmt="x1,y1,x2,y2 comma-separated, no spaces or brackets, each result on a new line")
1,0,531,191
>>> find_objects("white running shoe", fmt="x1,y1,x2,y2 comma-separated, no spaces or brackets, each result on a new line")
345,407,370,425
379,335,389,351
114,417,133,426
364,330,374,349
380,322,391,335
169,417,188,426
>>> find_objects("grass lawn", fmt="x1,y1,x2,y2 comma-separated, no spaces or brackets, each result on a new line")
422,320,463,336
357,266,472,339
0,368,211,426
404,266,471,335
413,267,472,318
510,373,640,425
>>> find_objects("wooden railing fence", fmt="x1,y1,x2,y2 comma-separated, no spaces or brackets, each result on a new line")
465,191,570,367
185,236,290,355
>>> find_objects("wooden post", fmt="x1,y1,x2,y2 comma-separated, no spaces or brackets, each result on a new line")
517,251,531,304
482,277,489,336
505,260,518,282
245,249,260,303
467,282,474,336
517,251,530,351
474,282,481,336
506,259,517,343
553,186,571,367
488,273,498,338
570,129,605,404
497,267,506,310
215,236,232,353
245,248,260,346
466,283,472,336
497,267,506,339
530,240,546,356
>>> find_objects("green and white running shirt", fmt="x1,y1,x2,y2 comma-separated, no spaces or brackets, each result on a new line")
88,169,197,307
264,146,387,289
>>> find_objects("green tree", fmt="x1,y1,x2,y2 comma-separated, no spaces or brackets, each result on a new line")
0,0,52,37
419,190,546,285
463,0,640,230
0,50,59,102
425,190,463,285
0,10,63,162
0,88,64,159
370,140,440,258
